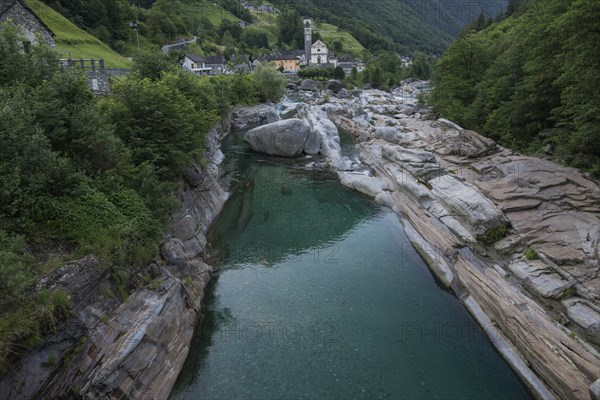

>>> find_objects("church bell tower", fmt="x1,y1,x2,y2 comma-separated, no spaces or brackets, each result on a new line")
303,18,312,63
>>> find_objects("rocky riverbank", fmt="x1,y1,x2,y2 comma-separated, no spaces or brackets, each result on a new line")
246,82,600,400
0,107,278,399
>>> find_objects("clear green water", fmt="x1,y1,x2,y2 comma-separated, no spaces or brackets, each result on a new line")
170,129,531,400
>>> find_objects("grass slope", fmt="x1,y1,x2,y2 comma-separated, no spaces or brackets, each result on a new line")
316,22,365,57
179,0,240,26
24,0,131,68
250,7,365,57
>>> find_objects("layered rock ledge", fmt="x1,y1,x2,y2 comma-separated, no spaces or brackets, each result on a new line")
305,88,599,400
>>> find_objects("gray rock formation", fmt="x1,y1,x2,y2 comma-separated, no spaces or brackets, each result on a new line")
266,109,281,124
231,104,278,129
562,298,600,345
336,88,350,98
324,79,343,93
590,379,600,400
297,103,350,170
244,118,310,157
299,79,318,91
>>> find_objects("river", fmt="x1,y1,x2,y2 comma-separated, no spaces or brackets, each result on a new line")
170,125,531,400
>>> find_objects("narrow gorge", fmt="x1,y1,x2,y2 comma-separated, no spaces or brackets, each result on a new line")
2,83,599,400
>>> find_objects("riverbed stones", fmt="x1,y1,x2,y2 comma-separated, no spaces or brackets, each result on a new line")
297,104,349,170
173,215,196,241
244,118,310,157
324,79,343,93
303,124,322,155
231,104,277,129
381,145,443,179
299,79,318,91
266,109,281,124
162,238,188,267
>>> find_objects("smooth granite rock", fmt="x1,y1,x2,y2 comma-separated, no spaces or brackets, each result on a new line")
244,118,310,157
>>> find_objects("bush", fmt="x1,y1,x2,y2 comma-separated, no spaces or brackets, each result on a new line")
252,62,286,102
524,248,539,260
0,28,267,370
476,225,508,244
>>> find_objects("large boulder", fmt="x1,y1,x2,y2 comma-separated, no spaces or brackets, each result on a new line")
299,79,318,91
324,79,343,93
244,118,309,157
297,104,350,170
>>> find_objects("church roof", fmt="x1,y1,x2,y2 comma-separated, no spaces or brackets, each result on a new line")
311,40,327,48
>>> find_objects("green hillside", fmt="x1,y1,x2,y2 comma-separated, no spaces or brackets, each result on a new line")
430,0,600,176
316,23,365,57
24,0,132,68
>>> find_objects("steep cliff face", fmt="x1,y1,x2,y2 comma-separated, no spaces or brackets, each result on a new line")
0,113,234,399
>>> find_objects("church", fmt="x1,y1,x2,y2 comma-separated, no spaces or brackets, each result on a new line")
303,18,337,67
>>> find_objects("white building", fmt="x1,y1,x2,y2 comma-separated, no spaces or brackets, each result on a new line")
182,54,226,76
310,40,335,66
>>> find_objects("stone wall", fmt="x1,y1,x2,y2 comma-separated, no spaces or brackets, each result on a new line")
0,0,55,46
84,70,111,94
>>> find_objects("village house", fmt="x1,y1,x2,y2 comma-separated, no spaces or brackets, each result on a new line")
0,0,55,47
182,54,226,76
337,55,365,75
255,50,306,73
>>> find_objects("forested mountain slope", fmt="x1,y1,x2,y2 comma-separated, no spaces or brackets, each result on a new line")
429,0,600,176
269,0,508,54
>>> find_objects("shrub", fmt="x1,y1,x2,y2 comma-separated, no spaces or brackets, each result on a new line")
476,225,508,244
524,248,539,260
252,62,286,102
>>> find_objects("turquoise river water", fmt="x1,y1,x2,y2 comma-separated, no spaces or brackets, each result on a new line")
170,127,531,400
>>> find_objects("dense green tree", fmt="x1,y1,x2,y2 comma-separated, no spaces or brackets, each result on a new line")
551,0,600,174
242,29,269,49
430,0,600,176
333,66,345,80
253,62,286,102
104,78,207,178
131,50,176,80
277,8,303,48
